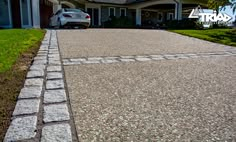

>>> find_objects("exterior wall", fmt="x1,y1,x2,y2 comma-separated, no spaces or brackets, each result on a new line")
32,0,40,28
101,6,131,22
0,0,12,28
0,0,41,28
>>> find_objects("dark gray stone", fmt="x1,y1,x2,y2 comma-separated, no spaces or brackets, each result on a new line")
82,60,100,64
30,65,46,71
101,59,119,64
120,56,135,59
151,57,165,60
46,80,64,90
44,89,67,104
24,78,44,87
47,72,63,80
4,116,37,142
135,57,152,62
47,66,62,72
18,87,42,99
87,57,103,61
70,58,86,62
43,104,70,123
119,58,135,62
33,59,47,65
13,99,40,116
27,70,44,78
64,62,81,66
48,60,61,65
41,124,72,142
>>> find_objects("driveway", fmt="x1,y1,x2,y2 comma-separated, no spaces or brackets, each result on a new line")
57,29,236,141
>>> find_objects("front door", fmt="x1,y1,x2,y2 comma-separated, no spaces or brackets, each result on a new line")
87,8,99,27
20,0,32,28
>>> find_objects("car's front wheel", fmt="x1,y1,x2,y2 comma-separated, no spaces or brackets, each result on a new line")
80,25,89,29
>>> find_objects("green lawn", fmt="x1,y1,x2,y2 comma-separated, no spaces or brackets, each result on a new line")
170,29,236,47
0,29,44,140
0,29,45,73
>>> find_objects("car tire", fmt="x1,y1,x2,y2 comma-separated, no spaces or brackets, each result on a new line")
81,25,88,29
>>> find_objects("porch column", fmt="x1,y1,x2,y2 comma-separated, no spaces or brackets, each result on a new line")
136,8,141,26
32,0,40,28
177,0,182,20
175,3,178,20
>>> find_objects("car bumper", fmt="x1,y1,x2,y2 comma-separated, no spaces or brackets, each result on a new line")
61,19,91,27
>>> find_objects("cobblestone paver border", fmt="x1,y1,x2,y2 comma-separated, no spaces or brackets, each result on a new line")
63,50,236,65
4,30,75,142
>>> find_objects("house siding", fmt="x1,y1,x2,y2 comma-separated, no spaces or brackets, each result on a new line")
101,6,132,23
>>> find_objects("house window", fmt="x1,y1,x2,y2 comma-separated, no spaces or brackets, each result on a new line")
109,7,115,17
167,13,174,20
120,8,126,17
0,0,11,27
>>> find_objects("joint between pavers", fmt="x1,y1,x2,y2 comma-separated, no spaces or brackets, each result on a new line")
42,120,71,126
62,51,235,66
43,101,67,105
11,113,38,120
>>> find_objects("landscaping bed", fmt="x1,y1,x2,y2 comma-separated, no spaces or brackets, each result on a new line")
0,29,44,141
170,29,236,47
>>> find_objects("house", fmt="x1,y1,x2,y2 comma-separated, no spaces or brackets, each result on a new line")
0,0,207,28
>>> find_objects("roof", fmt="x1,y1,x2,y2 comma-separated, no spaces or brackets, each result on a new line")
86,0,146,5
86,0,207,5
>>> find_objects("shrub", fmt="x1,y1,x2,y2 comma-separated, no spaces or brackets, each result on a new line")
165,19,200,29
103,16,134,28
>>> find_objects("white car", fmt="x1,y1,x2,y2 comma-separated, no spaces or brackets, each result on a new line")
49,8,91,28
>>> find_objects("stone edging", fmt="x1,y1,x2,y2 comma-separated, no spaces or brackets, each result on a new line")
4,30,75,142
63,51,236,65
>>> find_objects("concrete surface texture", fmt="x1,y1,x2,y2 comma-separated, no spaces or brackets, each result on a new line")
64,57,236,141
57,29,232,58
57,29,236,142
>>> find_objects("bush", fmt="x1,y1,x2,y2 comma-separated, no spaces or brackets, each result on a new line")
165,19,201,29
211,23,230,29
103,16,134,28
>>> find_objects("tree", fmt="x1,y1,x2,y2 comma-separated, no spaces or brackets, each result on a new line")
207,0,236,14
207,0,230,13
230,0,236,13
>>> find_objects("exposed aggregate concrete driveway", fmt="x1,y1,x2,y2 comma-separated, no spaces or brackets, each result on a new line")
57,29,236,141
58,29,232,58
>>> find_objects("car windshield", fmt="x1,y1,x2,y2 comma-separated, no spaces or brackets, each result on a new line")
64,9,82,13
